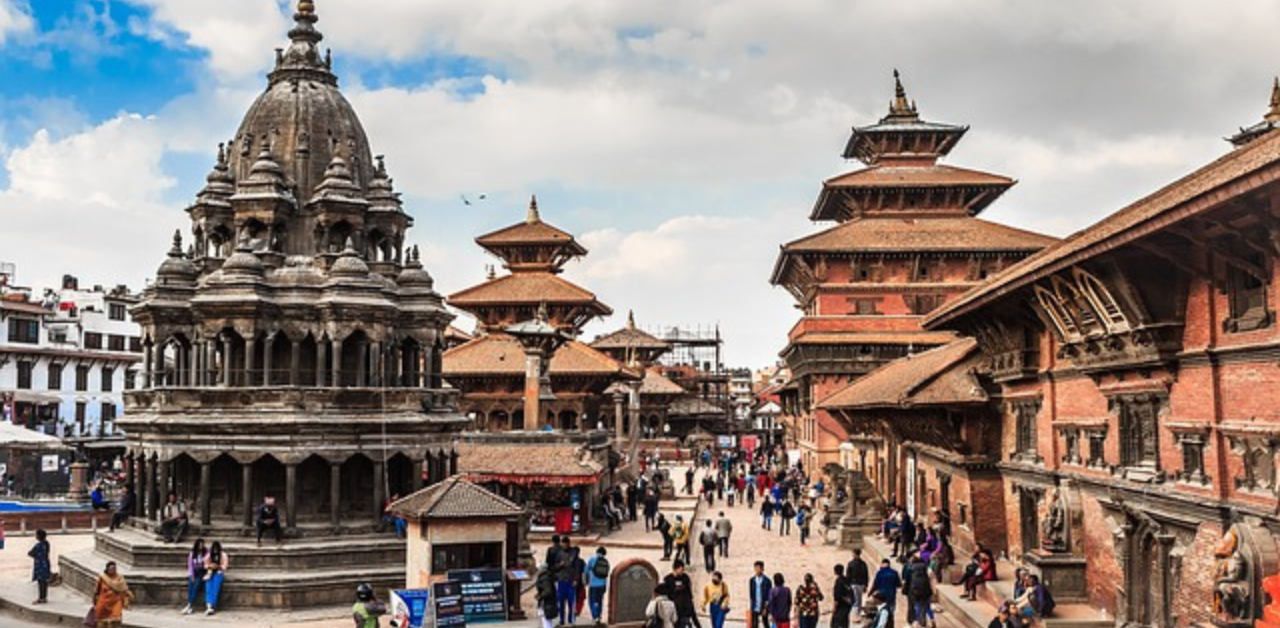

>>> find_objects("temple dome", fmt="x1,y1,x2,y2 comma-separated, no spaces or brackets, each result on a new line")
222,244,266,276
156,231,198,285
331,241,371,276
396,246,434,288
225,4,374,207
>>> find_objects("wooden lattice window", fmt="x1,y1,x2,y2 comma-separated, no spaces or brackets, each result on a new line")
1225,253,1272,333
1011,399,1042,462
1115,394,1163,469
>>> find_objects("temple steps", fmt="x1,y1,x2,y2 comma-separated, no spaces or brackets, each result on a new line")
94,526,405,570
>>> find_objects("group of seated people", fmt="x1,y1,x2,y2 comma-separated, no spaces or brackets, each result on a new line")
99,482,287,546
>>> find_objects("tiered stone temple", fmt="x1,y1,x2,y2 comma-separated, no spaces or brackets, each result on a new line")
60,0,468,609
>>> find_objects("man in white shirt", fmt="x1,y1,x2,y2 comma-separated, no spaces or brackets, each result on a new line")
160,492,189,543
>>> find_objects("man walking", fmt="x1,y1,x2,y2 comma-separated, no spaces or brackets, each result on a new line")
714,512,733,558
847,548,869,617
832,564,853,628
871,558,902,614
779,499,795,536
644,490,660,532
657,514,674,560
663,560,701,628
748,561,772,628
585,547,610,626
672,515,690,564
556,539,578,625
699,520,718,572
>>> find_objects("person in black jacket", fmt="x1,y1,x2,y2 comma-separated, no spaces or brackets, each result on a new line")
748,561,772,628
831,564,853,628
663,560,702,628
846,548,869,616
108,484,136,532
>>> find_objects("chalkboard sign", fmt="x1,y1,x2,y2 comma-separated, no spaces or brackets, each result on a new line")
446,568,507,623
433,581,466,628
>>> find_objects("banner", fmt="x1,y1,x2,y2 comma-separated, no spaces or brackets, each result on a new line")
433,581,466,628
446,568,507,623
391,589,431,628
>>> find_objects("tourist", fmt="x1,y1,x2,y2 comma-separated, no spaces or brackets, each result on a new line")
673,515,691,564
664,560,701,628
159,492,189,544
748,561,772,628
699,520,718,571
897,513,916,559
745,476,757,508
871,559,901,613
646,584,678,628
795,573,824,628
988,603,1016,628
255,495,283,545
627,484,639,521
866,592,893,628
702,571,730,628
382,493,407,538
918,530,939,567
90,483,112,511
761,496,775,530
28,528,50,604
602,495,619,531
779,499,796,536
961,545,997,600
555,539,578,625
108,484,136,532
905,556,935,628
645,490,660,532
1012,568,1029,601
831,564,853,628
182,538,207,615
657,514,674,560
929,537,953,584
203,540,229,615
714,511,733,558
586,547,610,625
900,551,917,625
92,561,134,628
353,582,387,628
766,573,792,628
547,534,564,568
1013,574,1055,620
572,546,588,619
847,548,869,616
537,563,559,628
685,468,695,495
797,503,812,545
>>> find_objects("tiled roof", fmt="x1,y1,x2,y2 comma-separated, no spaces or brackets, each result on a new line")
606,368,687,396
591,326,670,351
447,273,608,308
817,338,985,410
780,216,1057,255
0,300,52,316
389,476,523,519
669,396,726,417
926,128,1280,327
788,331,958,346
476,220,583,249
456,440,604,477
443,334,628,377
822,165,1014,189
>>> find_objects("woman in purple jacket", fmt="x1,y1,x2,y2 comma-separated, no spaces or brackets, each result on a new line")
181,538,207,615
766,573,792,628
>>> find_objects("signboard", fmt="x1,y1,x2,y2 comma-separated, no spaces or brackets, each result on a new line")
40,455,58,472
740,435,759,453
391,589,431,628
716,435,736,449
446,568,507,623
432,581,466,628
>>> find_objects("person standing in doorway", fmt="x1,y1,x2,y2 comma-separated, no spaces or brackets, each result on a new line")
28,529,50,604
714,512,732,558
585,547,610,626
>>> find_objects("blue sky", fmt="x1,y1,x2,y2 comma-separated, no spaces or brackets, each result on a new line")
2,0,1280,367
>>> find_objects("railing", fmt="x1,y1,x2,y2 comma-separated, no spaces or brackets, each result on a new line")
125,387,460,413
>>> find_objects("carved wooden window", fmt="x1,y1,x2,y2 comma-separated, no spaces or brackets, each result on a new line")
1174,432,1208,485
75,365,89,392
1087,429,1108,468
47,364,63,391
1225,253,1272,333
1034,285,1081,341
1231,437,1277,493
850,259,871,283
1012,399,1042,461
1072,268,1131,332
1061,428,1082,465
850,298,881,316
100,366,114,393
1116,394,1162,469
908,294,945,315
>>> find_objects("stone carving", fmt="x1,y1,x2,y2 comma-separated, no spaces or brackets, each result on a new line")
608,559,659,626
1040,489,1067,553
1215,527,1252,626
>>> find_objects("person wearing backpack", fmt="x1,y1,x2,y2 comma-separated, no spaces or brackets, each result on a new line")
779,499,796,536
585,547,611,625
646,584,678,628
906,557,935,628
657,513,674,560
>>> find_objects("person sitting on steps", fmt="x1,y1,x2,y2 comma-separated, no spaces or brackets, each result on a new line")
255,495,283,545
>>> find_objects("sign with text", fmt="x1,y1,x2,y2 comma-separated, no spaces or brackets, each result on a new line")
446,568,507,623
391,589,431,628
432,581,466,628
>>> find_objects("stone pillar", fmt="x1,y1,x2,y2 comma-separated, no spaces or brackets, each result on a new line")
613,392,626,441
193,341,203,386
204,341,215,387
199,460,212,526
68,461,90,500
290,339,301,386
124,452,135,489
244,337,257,387
157,457,170,505
329,462,342,529
240,463,253,527
522,348,542,431
372,460,385,526
221,336,233,387
263,333,275,387
390,344,402,387
285,462,298,531
155,343,166,387
331,340,343,388
369,341,382,387
315,340,326,387
146,456,158,521
414,458,426,491
421,345,433,388
142,344,153,389
356,340,369,387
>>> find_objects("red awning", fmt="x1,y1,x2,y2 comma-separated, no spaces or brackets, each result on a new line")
463,473,600,487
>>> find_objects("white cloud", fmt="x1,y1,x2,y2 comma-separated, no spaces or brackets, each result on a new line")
0,0,33,45
127,0,286,80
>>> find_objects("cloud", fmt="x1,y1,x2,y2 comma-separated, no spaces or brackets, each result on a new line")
0,0,32,45
127,0,286,80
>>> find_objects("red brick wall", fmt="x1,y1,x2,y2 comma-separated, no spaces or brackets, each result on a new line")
1173,522,1222,627
1079,495,1120,616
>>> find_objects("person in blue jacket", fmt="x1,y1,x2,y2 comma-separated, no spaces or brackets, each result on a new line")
871,558,902,614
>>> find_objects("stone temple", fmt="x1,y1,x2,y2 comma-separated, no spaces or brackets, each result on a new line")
60,0,468,608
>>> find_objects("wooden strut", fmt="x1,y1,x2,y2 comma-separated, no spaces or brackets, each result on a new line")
1166,226,1270,283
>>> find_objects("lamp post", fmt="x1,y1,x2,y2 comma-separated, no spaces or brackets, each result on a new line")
505,305,569,431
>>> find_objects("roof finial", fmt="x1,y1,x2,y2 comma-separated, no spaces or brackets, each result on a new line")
216,142,226,166
627,310,636,330
887,68,919,121
526,194,541,224
169,230,184,257
1267,77,1280,122
297,0,315,16
536,301,549,322
894,69,906,98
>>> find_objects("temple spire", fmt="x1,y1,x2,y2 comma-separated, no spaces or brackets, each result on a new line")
626,310,636,330
886,69,920,122
526,195,541,224
1267,77,1280,123
169,230,184,257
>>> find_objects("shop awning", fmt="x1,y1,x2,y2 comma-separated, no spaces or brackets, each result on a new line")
462,472,601,487
4,391,62,404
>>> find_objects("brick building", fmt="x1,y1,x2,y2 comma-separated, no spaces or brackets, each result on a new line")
769,71,1055,472
908,83,1280,625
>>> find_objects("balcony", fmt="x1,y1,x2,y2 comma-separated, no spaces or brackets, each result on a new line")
124,386,461,415
1057,322,1183,375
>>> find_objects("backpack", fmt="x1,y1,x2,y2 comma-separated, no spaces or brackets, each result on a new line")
644,605,664,628
909,565,931,597
592,557,611,579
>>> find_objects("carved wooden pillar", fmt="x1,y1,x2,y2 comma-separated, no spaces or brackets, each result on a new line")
239,463,253,527
414,458,425,492
199,460,212,526
285,462,298,531
146,456,158,521
329,462,342,529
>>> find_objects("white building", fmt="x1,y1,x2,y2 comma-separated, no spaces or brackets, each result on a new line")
0,271,142,440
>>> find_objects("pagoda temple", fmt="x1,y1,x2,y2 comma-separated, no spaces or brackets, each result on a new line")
59,0,466,609
769,71,1057,472
442,197,636,431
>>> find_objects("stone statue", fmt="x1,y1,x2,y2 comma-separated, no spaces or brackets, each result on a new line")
1214,528,1251,624
1041,490,1067,552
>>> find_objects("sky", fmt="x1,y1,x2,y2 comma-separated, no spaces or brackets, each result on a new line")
1,0,1279,369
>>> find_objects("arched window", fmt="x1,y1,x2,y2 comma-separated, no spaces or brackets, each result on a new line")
1072,268,1130,332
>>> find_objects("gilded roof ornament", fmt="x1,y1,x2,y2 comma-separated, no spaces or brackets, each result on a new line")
526,195,541,224
886,69,920,122
1267,77,1280,123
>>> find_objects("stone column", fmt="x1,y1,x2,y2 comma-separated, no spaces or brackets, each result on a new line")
522,348,543,431
240,463,253,527
331,339,343,387
290,339,301,386
285,462,298,531
193,341,203,386
199,460,212,526
204,341,215,387
370,341,382,387
263,333,275,386
421,345,433,388
142,344,153,389
221,336,233,387
390,344,402,387
414,458,426,491
613,392,626,441
134,454,147,520
155,343,166,387
146,456,159,521
329,462,342,529
356,340,368,387
157,457,170,504
315,341,326,387
124,451,135,489
244,337,257,387
372,460,385,526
